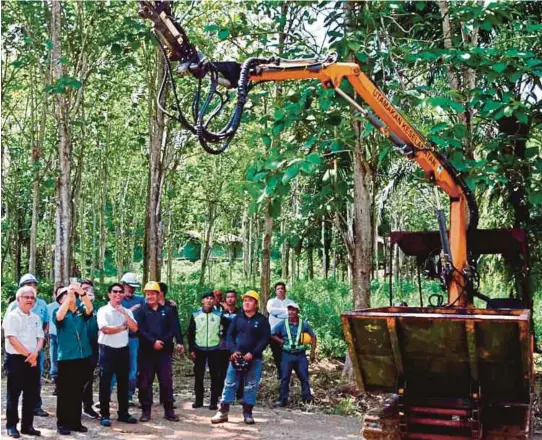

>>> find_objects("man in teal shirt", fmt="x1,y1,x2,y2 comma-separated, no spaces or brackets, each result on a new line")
53,284,93,435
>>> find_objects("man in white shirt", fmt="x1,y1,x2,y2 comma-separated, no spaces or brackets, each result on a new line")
96,283,138,427
266,282,294,379
3,285,45,438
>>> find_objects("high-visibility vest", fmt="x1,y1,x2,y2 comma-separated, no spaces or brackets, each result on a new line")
193,309,221,349
284,318,311,352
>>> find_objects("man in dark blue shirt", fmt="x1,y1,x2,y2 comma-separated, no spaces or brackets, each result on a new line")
211,290,270,425
137,282,179,423
218,290,242,402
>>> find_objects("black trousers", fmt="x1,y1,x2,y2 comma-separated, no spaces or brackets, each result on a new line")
82,355,98,409
5,354,40,430
57,357,91,429
218,350,243,401
193,349,221,406
138,350,174,413
99,345,130,418
270,339,283,378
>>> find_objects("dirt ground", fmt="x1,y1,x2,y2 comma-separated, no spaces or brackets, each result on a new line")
1,357,362,439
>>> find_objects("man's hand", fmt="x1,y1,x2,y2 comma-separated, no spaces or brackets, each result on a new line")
25,351,39,366
243,352,253,362
231,351,242,361
168,299,177,307
189,351,196,360
175,344,185,354
153,340,164,350
113,304,125,314
130,304,141,311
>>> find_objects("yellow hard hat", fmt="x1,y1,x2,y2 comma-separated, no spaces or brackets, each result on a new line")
143,281,160,292
300,332,312,345
242,290,260,303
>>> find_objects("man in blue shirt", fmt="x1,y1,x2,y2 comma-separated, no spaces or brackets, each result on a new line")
113,272,144,406
211,290,270,425
5,273,49,417
47,292,61,396
271,302,317,407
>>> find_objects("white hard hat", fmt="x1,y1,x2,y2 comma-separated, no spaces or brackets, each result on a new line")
120,272,140,288
287,302,300,311
19,273,39,287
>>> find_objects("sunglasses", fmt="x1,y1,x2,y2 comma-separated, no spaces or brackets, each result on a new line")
111,289,124,294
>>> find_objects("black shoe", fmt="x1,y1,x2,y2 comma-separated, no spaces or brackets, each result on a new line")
70,425,88,433
33,408,49,417
56,426,71,435
192,402,203,409
83,407,100,419
139,412,151,422
164,413,179,422
208,404,218,410
118,414,137,424
7,427,20,438
21,427,41,436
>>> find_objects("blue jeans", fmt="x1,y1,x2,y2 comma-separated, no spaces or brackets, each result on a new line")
279,351,312,402
110,337,139,399
49,335,59,378
221,358,262,406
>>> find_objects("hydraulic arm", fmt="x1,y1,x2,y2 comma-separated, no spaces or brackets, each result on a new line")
139,1,479,306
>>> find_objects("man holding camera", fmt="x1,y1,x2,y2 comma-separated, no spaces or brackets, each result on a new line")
211,290,270,425
54,283,94,435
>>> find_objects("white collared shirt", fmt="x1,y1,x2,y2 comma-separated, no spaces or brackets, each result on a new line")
3,307,44,354
97,303,135,348
266,297,295,329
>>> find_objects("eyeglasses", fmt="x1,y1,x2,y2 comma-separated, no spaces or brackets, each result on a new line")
111,289,124,294
20,296,36,301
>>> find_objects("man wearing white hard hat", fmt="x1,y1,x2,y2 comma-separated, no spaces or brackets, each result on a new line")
119,273,145,406
271,302,317,407
5,273,50,418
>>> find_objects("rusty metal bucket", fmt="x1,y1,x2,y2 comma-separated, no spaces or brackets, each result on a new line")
342,307,533,439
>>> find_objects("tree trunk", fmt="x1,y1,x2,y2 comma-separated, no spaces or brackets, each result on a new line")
147,50,167,282
282,224,290,280
52,0,72,287
260,200,274,309
321,218,329,279
242,208,250,280
307,246,314,280
199,202,216,286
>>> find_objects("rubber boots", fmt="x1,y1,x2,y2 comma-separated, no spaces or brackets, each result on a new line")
211,403,230,424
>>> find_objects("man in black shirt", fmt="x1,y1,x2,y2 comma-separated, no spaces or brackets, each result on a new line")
137,282,179,422
211,290,270,425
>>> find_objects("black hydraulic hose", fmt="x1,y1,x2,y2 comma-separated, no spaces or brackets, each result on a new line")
433,150,479,231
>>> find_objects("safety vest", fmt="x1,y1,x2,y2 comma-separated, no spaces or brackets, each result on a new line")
193,309,221,349
284,318,311,352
